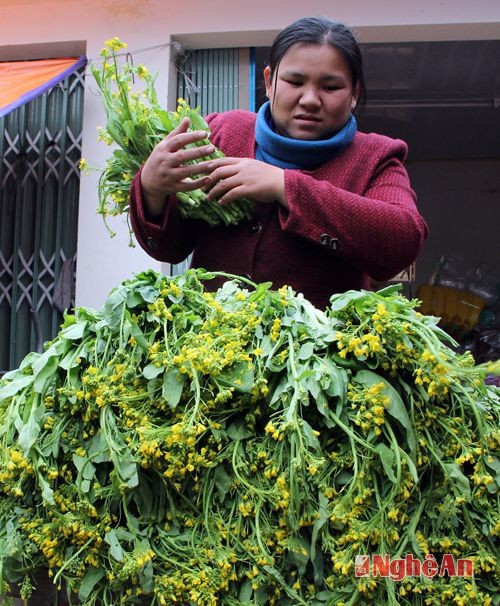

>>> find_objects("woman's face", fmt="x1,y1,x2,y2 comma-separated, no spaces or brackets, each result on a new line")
264,42,358,140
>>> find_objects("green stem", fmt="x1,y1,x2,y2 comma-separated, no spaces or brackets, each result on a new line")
393,497,427,558
328,411,378,454
52,537,94,586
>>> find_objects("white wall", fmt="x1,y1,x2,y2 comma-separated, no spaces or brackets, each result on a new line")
1,0,499,308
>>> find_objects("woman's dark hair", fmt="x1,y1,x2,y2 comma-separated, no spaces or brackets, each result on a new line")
268,16,366,111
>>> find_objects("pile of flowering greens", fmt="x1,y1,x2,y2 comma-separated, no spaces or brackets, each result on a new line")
87,38,253,242
0,269,498,606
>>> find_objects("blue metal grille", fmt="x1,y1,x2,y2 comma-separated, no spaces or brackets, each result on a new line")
0,66,85,374
177,47,239,114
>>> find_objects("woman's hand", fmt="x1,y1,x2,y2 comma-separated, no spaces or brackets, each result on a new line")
204,157,287,208
140,118,216,216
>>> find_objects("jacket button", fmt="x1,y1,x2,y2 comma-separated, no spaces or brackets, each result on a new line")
249,221,262,235
146,236,157,250
320,233,339,251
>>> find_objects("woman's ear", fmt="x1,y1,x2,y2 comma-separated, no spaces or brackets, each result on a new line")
263,66,272,98
351,83,360,110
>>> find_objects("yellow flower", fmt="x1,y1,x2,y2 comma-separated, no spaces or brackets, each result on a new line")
136,64,149,79
377,303,387,315
270,318,281,341
387,508,399,521
104,37,127,51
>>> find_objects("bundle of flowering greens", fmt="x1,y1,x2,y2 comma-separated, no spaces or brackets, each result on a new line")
89,38,253,241
0,269,499,605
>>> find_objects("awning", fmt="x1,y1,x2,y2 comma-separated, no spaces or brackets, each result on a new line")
0,55,87,118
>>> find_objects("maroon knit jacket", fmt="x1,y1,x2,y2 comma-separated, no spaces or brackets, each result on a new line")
129,110,428,309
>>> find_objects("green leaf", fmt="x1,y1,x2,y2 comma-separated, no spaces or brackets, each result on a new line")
328,290,368,312
269,375,292,406
0,375,33,401
401,450,419,484
59,320,88,341
158,109,174,131
355,369,416,455
33,355,59,393
286,536,310,575
112,148,131,163
16,399,44,453
133,476,154,517
443,462,471,501
297,341,315,361
140,557,154,593
87,432,111,464
124,318,148,350
78,567,106,601
374,283,403,298
314,357,347,398
59,349,81,371
31,342,65,393
187,108,210,131
116,459,139,488
114,527,137,543
248,281,273,302
238,580,253,602
126,284,160,307
122,119,146,142
162,368,185,408
73,453,96,492
226,420,253,440
106,119,125,144
34,470,55,505
104,529,124,561
313,591,331,603
310,492,329,562
305,370,321,402
217,362,254,393
213,465,232,502
301,419,321,451
485,456,500,488
143,363,164,380
375,443,397,483
102,289,126,326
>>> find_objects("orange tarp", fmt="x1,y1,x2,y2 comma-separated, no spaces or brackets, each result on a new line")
0,56,86,117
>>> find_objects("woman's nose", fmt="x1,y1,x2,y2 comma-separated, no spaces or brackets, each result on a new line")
299,88,321,108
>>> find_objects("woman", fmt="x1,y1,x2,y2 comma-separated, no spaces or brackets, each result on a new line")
129,17,428,309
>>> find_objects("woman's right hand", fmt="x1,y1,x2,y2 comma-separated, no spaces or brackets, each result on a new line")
140,117,216,216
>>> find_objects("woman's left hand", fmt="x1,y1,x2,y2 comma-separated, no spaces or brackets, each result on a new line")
204,157,287,208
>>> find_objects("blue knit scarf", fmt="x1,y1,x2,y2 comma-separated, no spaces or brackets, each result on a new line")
254,101,357,170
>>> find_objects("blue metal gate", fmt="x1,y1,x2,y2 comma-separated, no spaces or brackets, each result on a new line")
0,65,85,374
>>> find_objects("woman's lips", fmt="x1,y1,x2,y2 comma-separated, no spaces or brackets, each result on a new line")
294,114,321,122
